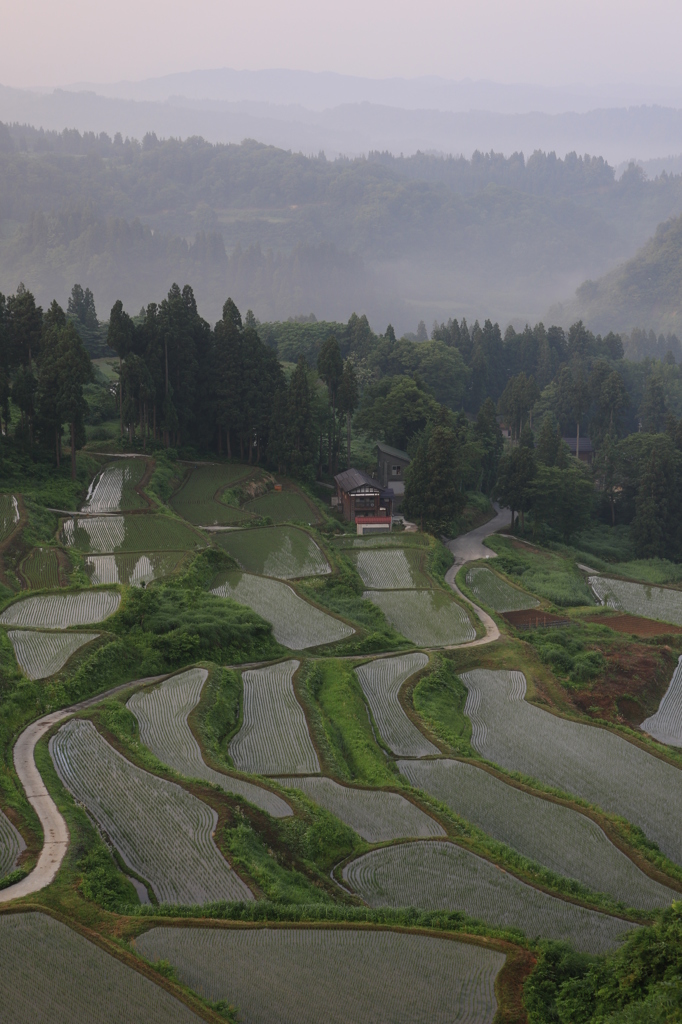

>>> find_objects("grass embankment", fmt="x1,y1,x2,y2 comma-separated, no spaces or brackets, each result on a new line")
484,536,595,607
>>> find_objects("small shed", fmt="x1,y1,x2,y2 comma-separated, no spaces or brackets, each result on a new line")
562,436,593,464
334,468,394,524
377,443,410,507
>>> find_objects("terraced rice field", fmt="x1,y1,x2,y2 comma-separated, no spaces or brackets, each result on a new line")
20,547,62,589
9,630,98,680
62,515,204,553
349,548,431,589
229,661,320,775
0,914,201,1023
212,571,354,649
641,656,682,747
364,589,476,646
0,591,120,628
127,668,292,817
85,551,185,586
243,488,318,524
0,493,19,543
279,776,444,841
399,760,677,909
136,926,503,1024
465,566,539,612
215,525,330,578
81,458,147,512
461,669,682,866
343,841,637,953
50,719,253,904
170,463,253,525
0,807,24,878
589,576,682,625
355,654,439,756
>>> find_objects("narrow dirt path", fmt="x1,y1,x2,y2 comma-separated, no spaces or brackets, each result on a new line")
444,506,512,649
0,676,164,904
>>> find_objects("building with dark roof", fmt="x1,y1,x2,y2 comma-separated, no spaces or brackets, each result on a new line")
562,436,594,464
334,468,394,524
376,443,410,507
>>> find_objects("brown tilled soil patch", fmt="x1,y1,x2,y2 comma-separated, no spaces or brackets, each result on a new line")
503,609,571,629
569,642,679,726
585,613,682,636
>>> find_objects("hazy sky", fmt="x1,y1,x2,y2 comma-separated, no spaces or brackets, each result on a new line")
4,0,681,90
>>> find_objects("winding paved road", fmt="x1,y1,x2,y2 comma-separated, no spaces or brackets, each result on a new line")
0,677,163,904
444,505,512,649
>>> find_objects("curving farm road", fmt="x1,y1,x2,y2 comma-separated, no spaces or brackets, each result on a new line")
444,505,512,648
0,677,164,904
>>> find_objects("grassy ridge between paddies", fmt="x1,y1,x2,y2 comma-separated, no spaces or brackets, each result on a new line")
343,841,637,954
590,575,682,625
0,914,202,1024
465,566,539,613
355,653,439,757
61,514,206,554
82,458,149,512
136,925,504,1024
170,462,255,526
211,570,355,650
279,776,445,842
229,661,320,775
127,668,292,817
460,668,682,868
398,760,677,910
50,717,254,904
8,629,99,680
214,525,330,579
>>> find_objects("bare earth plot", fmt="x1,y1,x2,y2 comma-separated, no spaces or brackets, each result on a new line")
641,656,682,747
349,548,431,589
589,576,682,625
214,525,330,578
62,515,204,553
8,630,98,681
50,719,253,904
344,841,637,953
462,669,682,866
0,807,24,878
82,458,148,512
229,661,320,775
170,463,253,526
127,668,292,817
212,570,354,649
0,591,120,628
136,925,503,1024
279,776,444,842
355,653,438,757
364,589,476,646
465,566,539,613
399,759,677,909
0,914,201,1024
85,551,186,586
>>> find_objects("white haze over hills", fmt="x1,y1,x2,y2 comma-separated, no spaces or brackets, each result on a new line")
0,68,681,166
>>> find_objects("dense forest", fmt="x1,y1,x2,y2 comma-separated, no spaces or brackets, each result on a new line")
2,122,682,330
4,277,682,560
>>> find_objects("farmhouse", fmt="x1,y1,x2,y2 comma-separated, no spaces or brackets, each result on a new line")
334,468,394,529
562,436,594,464
376,443,410,508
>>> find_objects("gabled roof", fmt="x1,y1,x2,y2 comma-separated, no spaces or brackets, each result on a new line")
376,442,410,462
562,436,594,454
334,468,380,492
